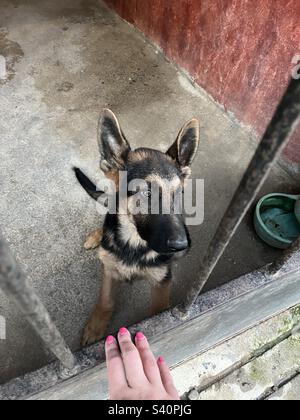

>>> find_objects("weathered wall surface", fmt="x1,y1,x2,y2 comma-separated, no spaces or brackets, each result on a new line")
104,0,300,177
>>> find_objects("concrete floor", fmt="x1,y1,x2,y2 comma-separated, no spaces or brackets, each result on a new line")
0,0,298,384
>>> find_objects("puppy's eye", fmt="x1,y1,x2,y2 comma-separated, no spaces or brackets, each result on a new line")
141,190,151,197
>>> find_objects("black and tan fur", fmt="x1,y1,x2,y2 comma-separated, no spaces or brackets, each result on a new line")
75,109,200,346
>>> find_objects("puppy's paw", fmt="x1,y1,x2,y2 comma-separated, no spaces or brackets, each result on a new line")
84,229,103,250
81,323,106,347
81,327,104,347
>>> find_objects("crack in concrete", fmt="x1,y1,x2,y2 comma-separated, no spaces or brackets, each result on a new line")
259,372,300,400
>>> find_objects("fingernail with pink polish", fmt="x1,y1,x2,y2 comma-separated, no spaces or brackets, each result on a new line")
106,335,115,345
136,332,146,341
158,356,165,365
119,327,128,336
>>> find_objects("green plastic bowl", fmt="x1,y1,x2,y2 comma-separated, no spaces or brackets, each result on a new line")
295,198,300,223
254,193,300,249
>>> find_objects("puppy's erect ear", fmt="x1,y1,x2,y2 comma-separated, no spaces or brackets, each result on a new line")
167,119,200,172
98,109,131,172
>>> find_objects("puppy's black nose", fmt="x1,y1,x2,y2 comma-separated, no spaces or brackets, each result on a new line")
167,237,189,252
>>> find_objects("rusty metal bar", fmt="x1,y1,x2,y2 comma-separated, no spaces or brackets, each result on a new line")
267,236,300,275
0,234,77,372
174,78,300,317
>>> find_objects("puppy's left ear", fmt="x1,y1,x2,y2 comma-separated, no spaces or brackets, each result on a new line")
167,119,200,174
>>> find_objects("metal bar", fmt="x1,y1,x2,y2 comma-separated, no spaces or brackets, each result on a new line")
174,78,300,317
267,236,300,275
0,234,77,372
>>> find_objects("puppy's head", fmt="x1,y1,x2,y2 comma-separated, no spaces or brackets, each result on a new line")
99,109,200,255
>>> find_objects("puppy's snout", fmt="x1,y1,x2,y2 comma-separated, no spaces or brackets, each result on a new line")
167,236,189,253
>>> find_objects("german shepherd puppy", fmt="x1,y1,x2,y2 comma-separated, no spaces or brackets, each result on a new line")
75,109,200,346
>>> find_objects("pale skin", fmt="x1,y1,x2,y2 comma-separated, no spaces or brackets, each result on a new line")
105,328,180,400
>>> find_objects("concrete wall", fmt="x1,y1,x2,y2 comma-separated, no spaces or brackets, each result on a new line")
104,0,300,179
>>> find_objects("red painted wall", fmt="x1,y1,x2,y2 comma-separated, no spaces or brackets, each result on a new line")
104,0,300,168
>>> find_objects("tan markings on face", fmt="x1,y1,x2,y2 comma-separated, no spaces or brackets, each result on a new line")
127,193,150,216
181,166,191,179
128,149,150,162
127,195,138,214
128,149,175,163
105,170,119,189
118,214,148,248
145,174,182,191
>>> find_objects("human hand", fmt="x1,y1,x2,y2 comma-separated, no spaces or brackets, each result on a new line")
105,327,180,400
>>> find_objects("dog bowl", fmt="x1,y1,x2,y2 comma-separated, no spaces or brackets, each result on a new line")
254,193,300,249
295,197,300,224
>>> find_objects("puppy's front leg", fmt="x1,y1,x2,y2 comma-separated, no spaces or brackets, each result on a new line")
150,275,171,316
81,269,117,347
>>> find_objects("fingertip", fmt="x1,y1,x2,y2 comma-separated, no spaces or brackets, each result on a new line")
158,356,165,365
119,327,129,337
106,335,116,346
135,332,146,342
157,356,179,398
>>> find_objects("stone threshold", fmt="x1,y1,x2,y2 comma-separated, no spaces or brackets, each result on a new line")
184,305,300,400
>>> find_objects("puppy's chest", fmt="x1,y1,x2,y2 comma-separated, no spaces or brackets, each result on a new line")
98,247,168,284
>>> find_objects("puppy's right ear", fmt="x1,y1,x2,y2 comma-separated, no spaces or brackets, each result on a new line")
98,109,131,172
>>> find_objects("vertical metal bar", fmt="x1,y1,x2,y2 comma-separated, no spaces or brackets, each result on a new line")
174,78,300,317
267,236,300,275
0,234,77,372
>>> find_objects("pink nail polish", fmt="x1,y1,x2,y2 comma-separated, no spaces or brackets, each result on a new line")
158,356,165,365
119,327,128,336
136,332,146,341
106,335,115,345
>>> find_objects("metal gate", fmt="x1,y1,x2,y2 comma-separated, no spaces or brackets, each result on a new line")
0,78,299,381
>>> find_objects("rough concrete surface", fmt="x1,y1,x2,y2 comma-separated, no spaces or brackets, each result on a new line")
197,333,300,400
182,306,300,401
0,0,298,383
267,375,300,400
173,306,300,397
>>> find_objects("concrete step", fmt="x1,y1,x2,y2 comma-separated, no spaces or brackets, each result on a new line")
175,306,300,397
197,332,300,400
